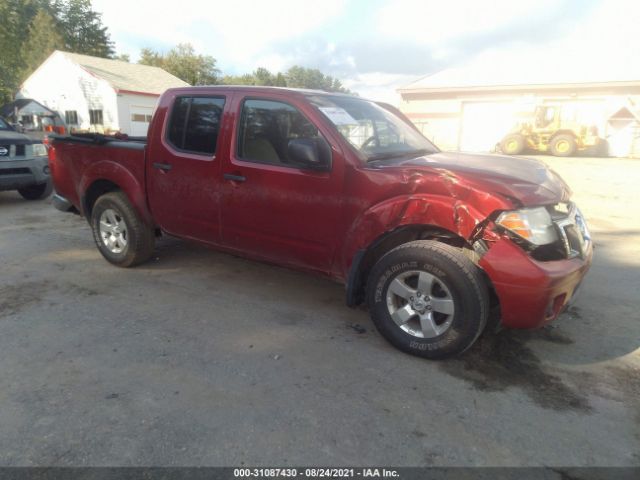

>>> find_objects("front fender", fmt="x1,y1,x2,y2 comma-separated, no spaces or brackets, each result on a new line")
340,194,488,278
78,160,152,225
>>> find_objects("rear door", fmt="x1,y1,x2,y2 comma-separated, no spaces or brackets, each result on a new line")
219,93,345,273
146,93,228,242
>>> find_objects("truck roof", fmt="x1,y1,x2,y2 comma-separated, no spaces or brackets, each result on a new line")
164,85,357,99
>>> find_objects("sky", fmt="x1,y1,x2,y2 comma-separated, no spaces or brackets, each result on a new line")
92,0,640,104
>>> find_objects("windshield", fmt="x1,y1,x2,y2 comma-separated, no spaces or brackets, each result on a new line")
309,95,438,162
0,117,11,130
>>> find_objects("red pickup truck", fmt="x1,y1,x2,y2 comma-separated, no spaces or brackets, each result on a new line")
49,86,592,359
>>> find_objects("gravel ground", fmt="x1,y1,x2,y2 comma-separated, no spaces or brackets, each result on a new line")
0,155,638,466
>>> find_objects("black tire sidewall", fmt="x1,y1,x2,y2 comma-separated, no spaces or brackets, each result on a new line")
18,181,52,200
91,194,140,267
367,243,487,359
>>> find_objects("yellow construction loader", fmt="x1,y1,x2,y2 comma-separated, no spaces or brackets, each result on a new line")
499,104,603,157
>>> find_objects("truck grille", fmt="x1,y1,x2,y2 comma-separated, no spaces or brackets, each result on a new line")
0,168,30,175
0,144,26,158
549,202,591,259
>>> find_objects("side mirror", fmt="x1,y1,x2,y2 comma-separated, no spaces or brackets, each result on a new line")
287,138,331,171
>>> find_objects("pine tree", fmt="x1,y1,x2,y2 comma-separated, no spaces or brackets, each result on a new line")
20,10,65,81
56,0,114,58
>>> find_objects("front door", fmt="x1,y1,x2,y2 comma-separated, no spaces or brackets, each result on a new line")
220,94,345,273
146,94,228,242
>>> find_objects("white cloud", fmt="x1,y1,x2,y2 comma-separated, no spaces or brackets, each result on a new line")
345,73,417,104
375,0,557,46
91,0,640,103
93,0,346,70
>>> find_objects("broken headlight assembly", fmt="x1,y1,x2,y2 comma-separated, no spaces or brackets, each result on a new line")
496,207,559,246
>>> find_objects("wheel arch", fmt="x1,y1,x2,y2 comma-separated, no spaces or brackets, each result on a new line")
346,224,469,307
78,161,153,226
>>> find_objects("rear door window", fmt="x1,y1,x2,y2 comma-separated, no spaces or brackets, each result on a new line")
167,96,226,155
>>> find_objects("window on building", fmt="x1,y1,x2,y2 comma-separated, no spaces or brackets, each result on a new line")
65,111,78,125
167,96,226,155
237,99,323,167
89,109,103,125
131,113,147,122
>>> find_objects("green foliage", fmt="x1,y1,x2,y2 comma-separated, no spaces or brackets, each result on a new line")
55,0,114,57
0,0,114,104
20,10,65,80
114,53,130,63
138,44,220,85
220,65,350,93
285,66,351,93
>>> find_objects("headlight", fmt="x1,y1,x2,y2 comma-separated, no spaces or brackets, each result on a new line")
496,207,559,245
32,143,47,157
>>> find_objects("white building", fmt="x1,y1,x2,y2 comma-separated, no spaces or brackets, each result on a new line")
19,51,189,136
398,58,640,157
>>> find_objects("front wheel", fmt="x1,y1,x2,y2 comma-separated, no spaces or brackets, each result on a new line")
18,181,52,200
366,241,489,359
90,191,155,267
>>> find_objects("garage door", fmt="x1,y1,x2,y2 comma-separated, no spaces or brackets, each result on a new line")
129,106,153,136
459,102,516,152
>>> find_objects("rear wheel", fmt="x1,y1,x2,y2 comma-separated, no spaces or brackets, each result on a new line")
550,134,577,157
500,134,525,155
18,181,52,200
90,191,155,267
366,241,489,359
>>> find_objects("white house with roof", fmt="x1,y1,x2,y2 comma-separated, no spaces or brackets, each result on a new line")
19,51,189,136
398,53,640,157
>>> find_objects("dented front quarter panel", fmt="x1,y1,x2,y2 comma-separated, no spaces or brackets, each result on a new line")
339,165,514,278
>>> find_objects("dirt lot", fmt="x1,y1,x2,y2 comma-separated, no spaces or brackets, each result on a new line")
0,156,638,466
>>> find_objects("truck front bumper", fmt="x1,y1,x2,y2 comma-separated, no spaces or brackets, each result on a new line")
479,237,593,329
0,156,50,192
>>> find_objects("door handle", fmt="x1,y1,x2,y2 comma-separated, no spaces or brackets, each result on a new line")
153,162,172,171
223,173,246,182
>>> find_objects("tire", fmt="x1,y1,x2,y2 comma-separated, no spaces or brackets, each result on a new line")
90,191,155,267
550,134,577,157
18,181,52,200
500,134,525,155
366,240,489,359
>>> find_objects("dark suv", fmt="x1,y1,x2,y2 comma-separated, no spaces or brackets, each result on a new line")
0,116,52,200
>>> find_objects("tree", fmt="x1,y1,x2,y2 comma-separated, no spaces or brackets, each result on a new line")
138,44,220,85
56,0,114,58
285,66,351,93
20,10,65,80
0,0,48,103
138,47,163,67
0,0,115,104
221,67,284,87
114,53,130,63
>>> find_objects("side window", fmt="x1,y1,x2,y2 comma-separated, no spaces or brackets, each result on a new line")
237,99,323,167
89,109,103,125
65,110,78,125
167,96,225,155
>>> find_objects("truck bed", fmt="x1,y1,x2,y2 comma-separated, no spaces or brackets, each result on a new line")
49,133,148,217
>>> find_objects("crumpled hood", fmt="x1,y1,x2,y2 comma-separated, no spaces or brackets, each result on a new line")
394,151,572,206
